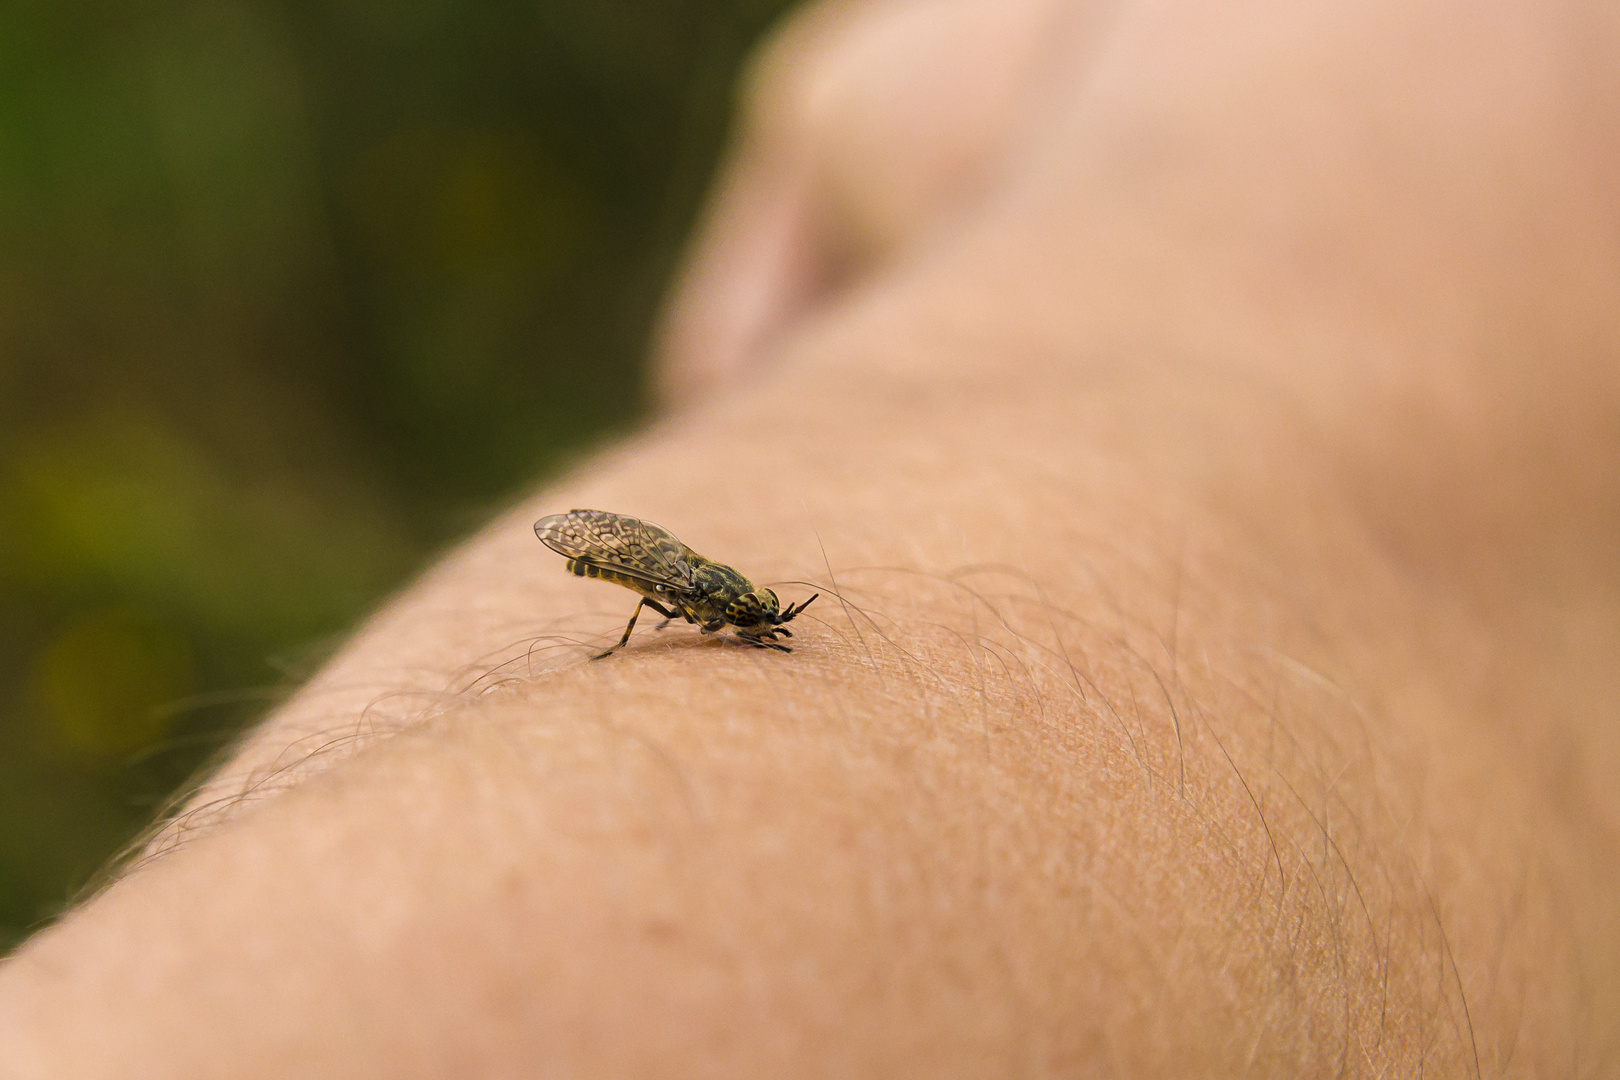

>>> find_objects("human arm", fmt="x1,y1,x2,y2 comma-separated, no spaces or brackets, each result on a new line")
1,0,1617,1075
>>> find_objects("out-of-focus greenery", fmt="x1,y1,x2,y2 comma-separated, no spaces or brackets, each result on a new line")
0,0,795,952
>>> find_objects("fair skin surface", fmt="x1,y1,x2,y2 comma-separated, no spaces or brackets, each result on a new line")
3,0,1618,1074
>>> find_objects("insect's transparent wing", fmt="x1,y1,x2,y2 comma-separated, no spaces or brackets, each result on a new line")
534,510,696,592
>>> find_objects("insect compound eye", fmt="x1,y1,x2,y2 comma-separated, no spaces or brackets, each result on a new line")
725,594,764,626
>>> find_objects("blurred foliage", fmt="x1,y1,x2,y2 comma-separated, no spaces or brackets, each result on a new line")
0,0,794,951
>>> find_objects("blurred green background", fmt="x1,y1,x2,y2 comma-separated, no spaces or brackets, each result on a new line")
0,0,795,951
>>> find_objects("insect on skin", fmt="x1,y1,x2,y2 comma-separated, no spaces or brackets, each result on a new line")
534,509,818,659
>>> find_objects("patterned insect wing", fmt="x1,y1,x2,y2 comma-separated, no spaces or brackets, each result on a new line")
533,510,697,593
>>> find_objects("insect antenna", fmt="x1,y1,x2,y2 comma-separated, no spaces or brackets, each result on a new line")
776,593,819,623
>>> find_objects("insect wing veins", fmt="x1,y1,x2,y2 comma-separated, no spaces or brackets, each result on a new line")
534,510,697,595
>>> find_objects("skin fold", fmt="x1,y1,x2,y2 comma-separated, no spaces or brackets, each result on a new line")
1,0,1617,1075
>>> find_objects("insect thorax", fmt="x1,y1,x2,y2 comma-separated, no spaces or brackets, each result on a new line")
681,558,755,623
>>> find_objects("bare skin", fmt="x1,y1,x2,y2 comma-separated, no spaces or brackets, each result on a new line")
2,0,1618,1075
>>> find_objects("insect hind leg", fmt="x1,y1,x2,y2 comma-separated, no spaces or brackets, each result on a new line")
592,597,658,660
639,597,680,631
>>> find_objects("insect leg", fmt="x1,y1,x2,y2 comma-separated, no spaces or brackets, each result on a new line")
592,597,653,660
642,597,680,630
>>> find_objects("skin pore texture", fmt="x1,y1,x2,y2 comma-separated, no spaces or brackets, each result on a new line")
2,0,1618,1075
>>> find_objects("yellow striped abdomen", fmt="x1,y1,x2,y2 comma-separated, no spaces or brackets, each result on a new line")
565,558,648,594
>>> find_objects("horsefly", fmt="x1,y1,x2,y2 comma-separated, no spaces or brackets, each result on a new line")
535,509,817,659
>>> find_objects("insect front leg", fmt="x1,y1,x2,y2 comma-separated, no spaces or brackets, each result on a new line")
739,634,792,652
593,597,657,660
